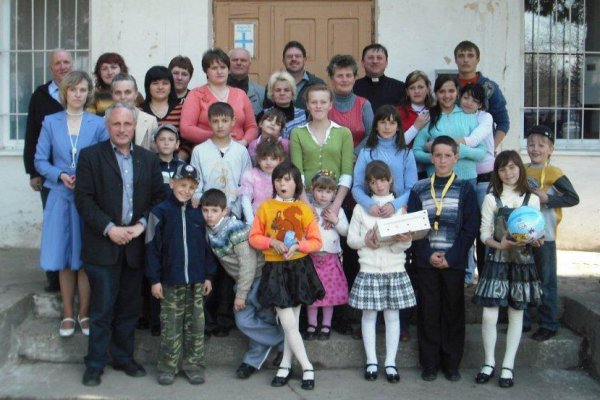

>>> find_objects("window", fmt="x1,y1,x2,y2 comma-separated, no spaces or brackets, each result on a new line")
524,0,600,150
0,0,90,151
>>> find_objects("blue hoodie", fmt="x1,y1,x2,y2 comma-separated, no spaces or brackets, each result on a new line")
146,193,216,285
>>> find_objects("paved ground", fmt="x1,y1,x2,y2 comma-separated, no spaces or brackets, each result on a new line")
1,363,599,400
0,248,599,399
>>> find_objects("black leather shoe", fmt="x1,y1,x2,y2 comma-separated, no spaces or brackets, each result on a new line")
364,363,378,381
421,368,437,381
317,326,331,341
499,367,514,388
113,360,146,377
271,367,292,387
303,325,317,341
301,369,315,390
385,366,400,383
444,369,461,382
531,327,557,342
236,362,256,379
82,368,102,386
475,364,495,384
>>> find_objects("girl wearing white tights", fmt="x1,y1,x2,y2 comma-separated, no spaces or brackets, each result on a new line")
472,151,543,388
347,160,416,383
249,162,325,390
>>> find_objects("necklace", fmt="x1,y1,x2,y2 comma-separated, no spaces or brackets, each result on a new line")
429,173,456,230
66,109,83,117
149,102,168,119
208,85,229,102
67,131,80,168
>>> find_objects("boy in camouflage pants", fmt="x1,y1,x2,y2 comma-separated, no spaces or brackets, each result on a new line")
146,164,217,385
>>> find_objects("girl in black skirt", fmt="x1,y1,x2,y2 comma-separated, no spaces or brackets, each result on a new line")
472,151,543,388
248,162,325,390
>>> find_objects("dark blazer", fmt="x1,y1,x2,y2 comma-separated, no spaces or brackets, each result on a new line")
75,140,164,267
23,81,64,178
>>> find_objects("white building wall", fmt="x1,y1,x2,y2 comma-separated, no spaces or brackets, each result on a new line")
0,0,597,250
90,0,214,92
376,0,523,150
0,156,42,248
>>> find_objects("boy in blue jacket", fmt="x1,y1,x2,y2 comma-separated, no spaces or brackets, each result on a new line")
146,164,217,386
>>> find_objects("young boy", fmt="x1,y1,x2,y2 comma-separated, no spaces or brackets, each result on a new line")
190,102,252,218
200,188,284,379
190,101,252,337
525,125,579,341
146,164,216,385
407,135,479,382
152,124,186,194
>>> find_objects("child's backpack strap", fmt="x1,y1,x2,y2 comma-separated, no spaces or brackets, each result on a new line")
523,192,531,206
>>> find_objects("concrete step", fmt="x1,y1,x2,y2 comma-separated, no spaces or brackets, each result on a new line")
17,316,582,369
32,289,566,325
2,362,600,400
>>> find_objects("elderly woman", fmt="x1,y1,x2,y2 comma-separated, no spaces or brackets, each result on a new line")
258,71,307,139
180,48,258,147
35,71,108,336
89,52,139,116
327,55,374,151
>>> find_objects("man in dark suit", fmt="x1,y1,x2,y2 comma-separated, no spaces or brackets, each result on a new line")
75,102,164,386
23,49,73,292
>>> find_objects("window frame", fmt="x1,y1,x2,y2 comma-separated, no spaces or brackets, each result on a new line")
0,0,90,153
523,0,600,151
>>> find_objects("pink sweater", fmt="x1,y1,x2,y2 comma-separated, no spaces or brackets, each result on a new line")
180,85,258,145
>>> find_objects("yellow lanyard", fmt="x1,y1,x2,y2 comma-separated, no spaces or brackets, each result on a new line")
539,161,548,190
430,173,456,230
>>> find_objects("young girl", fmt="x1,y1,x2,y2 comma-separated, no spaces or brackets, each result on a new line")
456,83,496,278
347,160,416,383
249,162,325,391
247,108,289,162
456,83,495,203
472,150,543,388
352,105,418,341
290,84,354,223
397,70,434,148
353,105,418,217
305,172,349,341
239,138,286,225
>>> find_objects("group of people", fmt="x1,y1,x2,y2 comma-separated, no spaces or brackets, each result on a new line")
23,39,579,391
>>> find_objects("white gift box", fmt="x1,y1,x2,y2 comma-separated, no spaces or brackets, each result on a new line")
374,209,431,242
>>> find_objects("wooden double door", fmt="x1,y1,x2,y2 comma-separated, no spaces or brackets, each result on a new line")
214,0,373,86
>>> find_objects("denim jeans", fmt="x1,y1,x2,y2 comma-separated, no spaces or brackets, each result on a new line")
524,241,559,331
84,254,143,370
235,277,284,368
